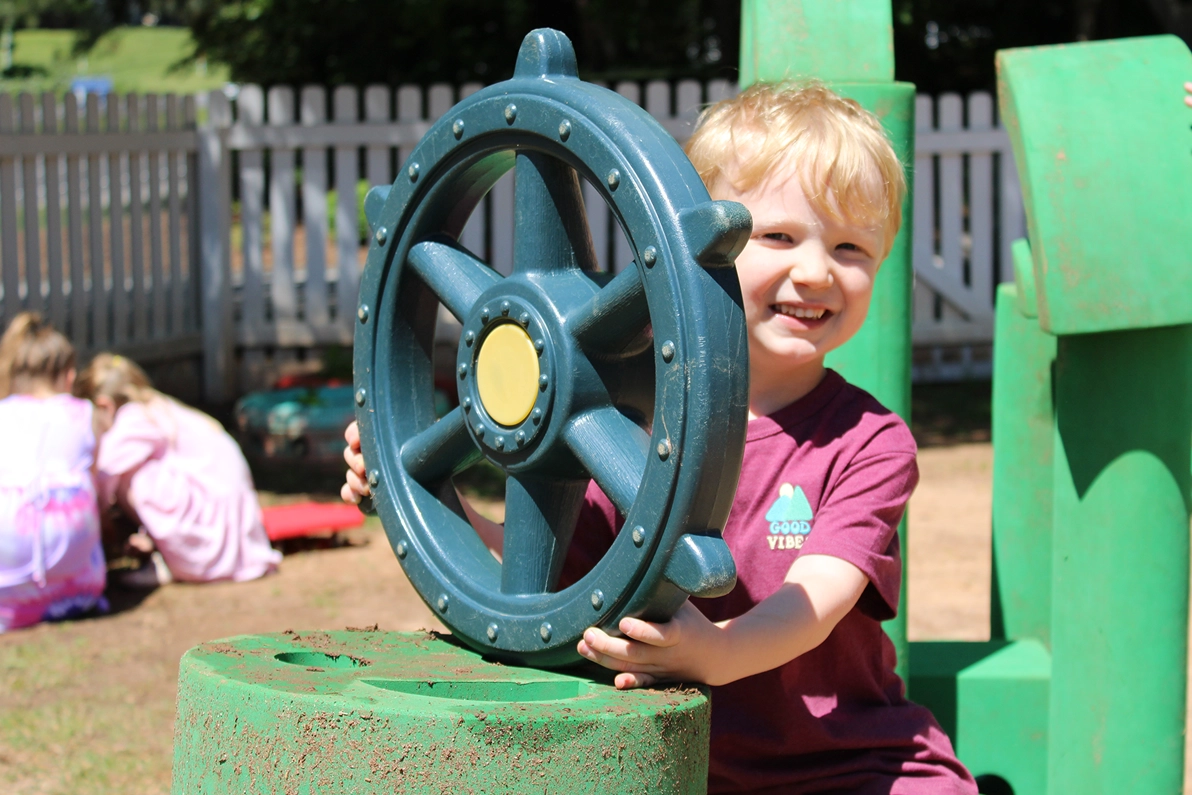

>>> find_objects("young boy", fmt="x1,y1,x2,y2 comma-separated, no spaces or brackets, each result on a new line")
345,82,977,793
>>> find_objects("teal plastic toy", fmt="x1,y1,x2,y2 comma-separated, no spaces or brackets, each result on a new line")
353,29,752,666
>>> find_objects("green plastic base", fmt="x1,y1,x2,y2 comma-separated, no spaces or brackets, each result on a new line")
172,631,710,794
910,640,1050,795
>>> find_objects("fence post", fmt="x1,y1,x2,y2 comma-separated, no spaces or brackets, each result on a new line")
198,90,233,403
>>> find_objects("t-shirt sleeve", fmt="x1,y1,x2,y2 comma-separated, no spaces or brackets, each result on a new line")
95,403,167,506
558,480,622,589
797,447,918,621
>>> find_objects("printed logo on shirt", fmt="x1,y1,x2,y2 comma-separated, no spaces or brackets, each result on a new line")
764,483,813,551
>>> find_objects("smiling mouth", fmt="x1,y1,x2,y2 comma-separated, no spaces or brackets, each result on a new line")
773,305,829,320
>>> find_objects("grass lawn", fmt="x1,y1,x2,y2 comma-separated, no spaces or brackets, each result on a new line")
2,27,229,96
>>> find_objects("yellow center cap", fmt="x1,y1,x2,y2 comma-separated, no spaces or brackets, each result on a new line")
476,323,541,427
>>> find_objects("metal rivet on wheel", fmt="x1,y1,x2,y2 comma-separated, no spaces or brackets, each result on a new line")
657,439,672,460
475,423,486,438
368,470,379,488
495,436,505,450
458,363,469,379
642,246,657,268
462,396,472,412
661,341,675,362
481,306,491,323
515,431,526,447
452,119,465,139
374,227,388,245
631,526,646,547
465,330,475,346
590,589,604,610
357,305,369,323
519,312,530,326
408,163,420,182
558,119,571,141
534,338,544,354
501,300,511,316
486,623,499,641
531,408,543,424
437,594,449,613
539,374,549,391
539,622,552,642
355,388,367,406
395,540,407,559
504,103,517,123
607,169,620,191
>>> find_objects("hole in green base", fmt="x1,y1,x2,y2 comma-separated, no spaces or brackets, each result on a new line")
275,651,365,669
364,679,585,702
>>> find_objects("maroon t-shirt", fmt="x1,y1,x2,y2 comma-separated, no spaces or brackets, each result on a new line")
565,371,977,794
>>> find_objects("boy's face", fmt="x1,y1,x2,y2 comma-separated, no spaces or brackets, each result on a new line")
711,161,884,401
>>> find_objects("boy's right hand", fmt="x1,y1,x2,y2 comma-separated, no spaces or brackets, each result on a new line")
1186,82,1192,108
341,421,370,506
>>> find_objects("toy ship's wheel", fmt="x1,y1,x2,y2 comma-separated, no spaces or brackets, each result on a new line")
354,29,750,666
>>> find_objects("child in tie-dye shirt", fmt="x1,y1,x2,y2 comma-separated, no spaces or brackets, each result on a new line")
0,313,107,632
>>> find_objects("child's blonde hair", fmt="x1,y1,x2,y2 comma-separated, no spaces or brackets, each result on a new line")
0,312,76,398
685,81,906,256
73,353,159,408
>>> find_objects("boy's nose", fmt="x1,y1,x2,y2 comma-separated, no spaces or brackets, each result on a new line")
788,247,834,290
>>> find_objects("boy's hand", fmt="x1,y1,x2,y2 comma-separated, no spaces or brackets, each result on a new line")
341,421,370,505
1186,82,1192,108
577,601,727,690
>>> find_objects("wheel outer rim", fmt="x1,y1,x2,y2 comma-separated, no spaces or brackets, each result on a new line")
354,74,747,665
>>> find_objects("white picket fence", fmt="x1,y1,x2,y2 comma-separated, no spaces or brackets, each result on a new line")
0,81,1017,401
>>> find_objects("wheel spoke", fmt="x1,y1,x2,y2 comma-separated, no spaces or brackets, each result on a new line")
512,152,598,275
562,405,649,516
501,475,586,595
567,264,651,357
400,407,482,485
407,236,501,320
590,344,655,422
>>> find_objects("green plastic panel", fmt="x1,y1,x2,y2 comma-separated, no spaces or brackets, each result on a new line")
957,640,1051,795
990,282,1055,644
172,631,710,794
996,35,1192,335
1011,238,1039,320
739,0,894,84
1049,327,1192,793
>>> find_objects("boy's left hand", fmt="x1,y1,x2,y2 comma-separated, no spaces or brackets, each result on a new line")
1185,82,1192,108
577,601,725,690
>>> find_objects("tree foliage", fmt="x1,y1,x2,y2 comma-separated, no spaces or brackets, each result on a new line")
6,0,1185,93
182,0,740,86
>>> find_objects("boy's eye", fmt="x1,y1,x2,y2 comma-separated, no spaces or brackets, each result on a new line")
761,232,793,243
837,242,860,251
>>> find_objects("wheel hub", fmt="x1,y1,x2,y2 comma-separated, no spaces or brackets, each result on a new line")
476,323,540,428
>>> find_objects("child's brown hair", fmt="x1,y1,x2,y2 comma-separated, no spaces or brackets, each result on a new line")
72,353,158,408
0,312,77,398
685,81,906,257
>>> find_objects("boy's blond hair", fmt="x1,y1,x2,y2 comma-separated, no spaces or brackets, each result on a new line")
0,312,76,398
685,82,906,257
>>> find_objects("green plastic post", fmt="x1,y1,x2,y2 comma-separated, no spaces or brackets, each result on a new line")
990,245,1056,645
1048,329,1192,794
738,0,915,682
997,35,1192,793
172,631,711,794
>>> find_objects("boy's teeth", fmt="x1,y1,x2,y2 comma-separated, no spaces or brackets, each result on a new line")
777,306,825,320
